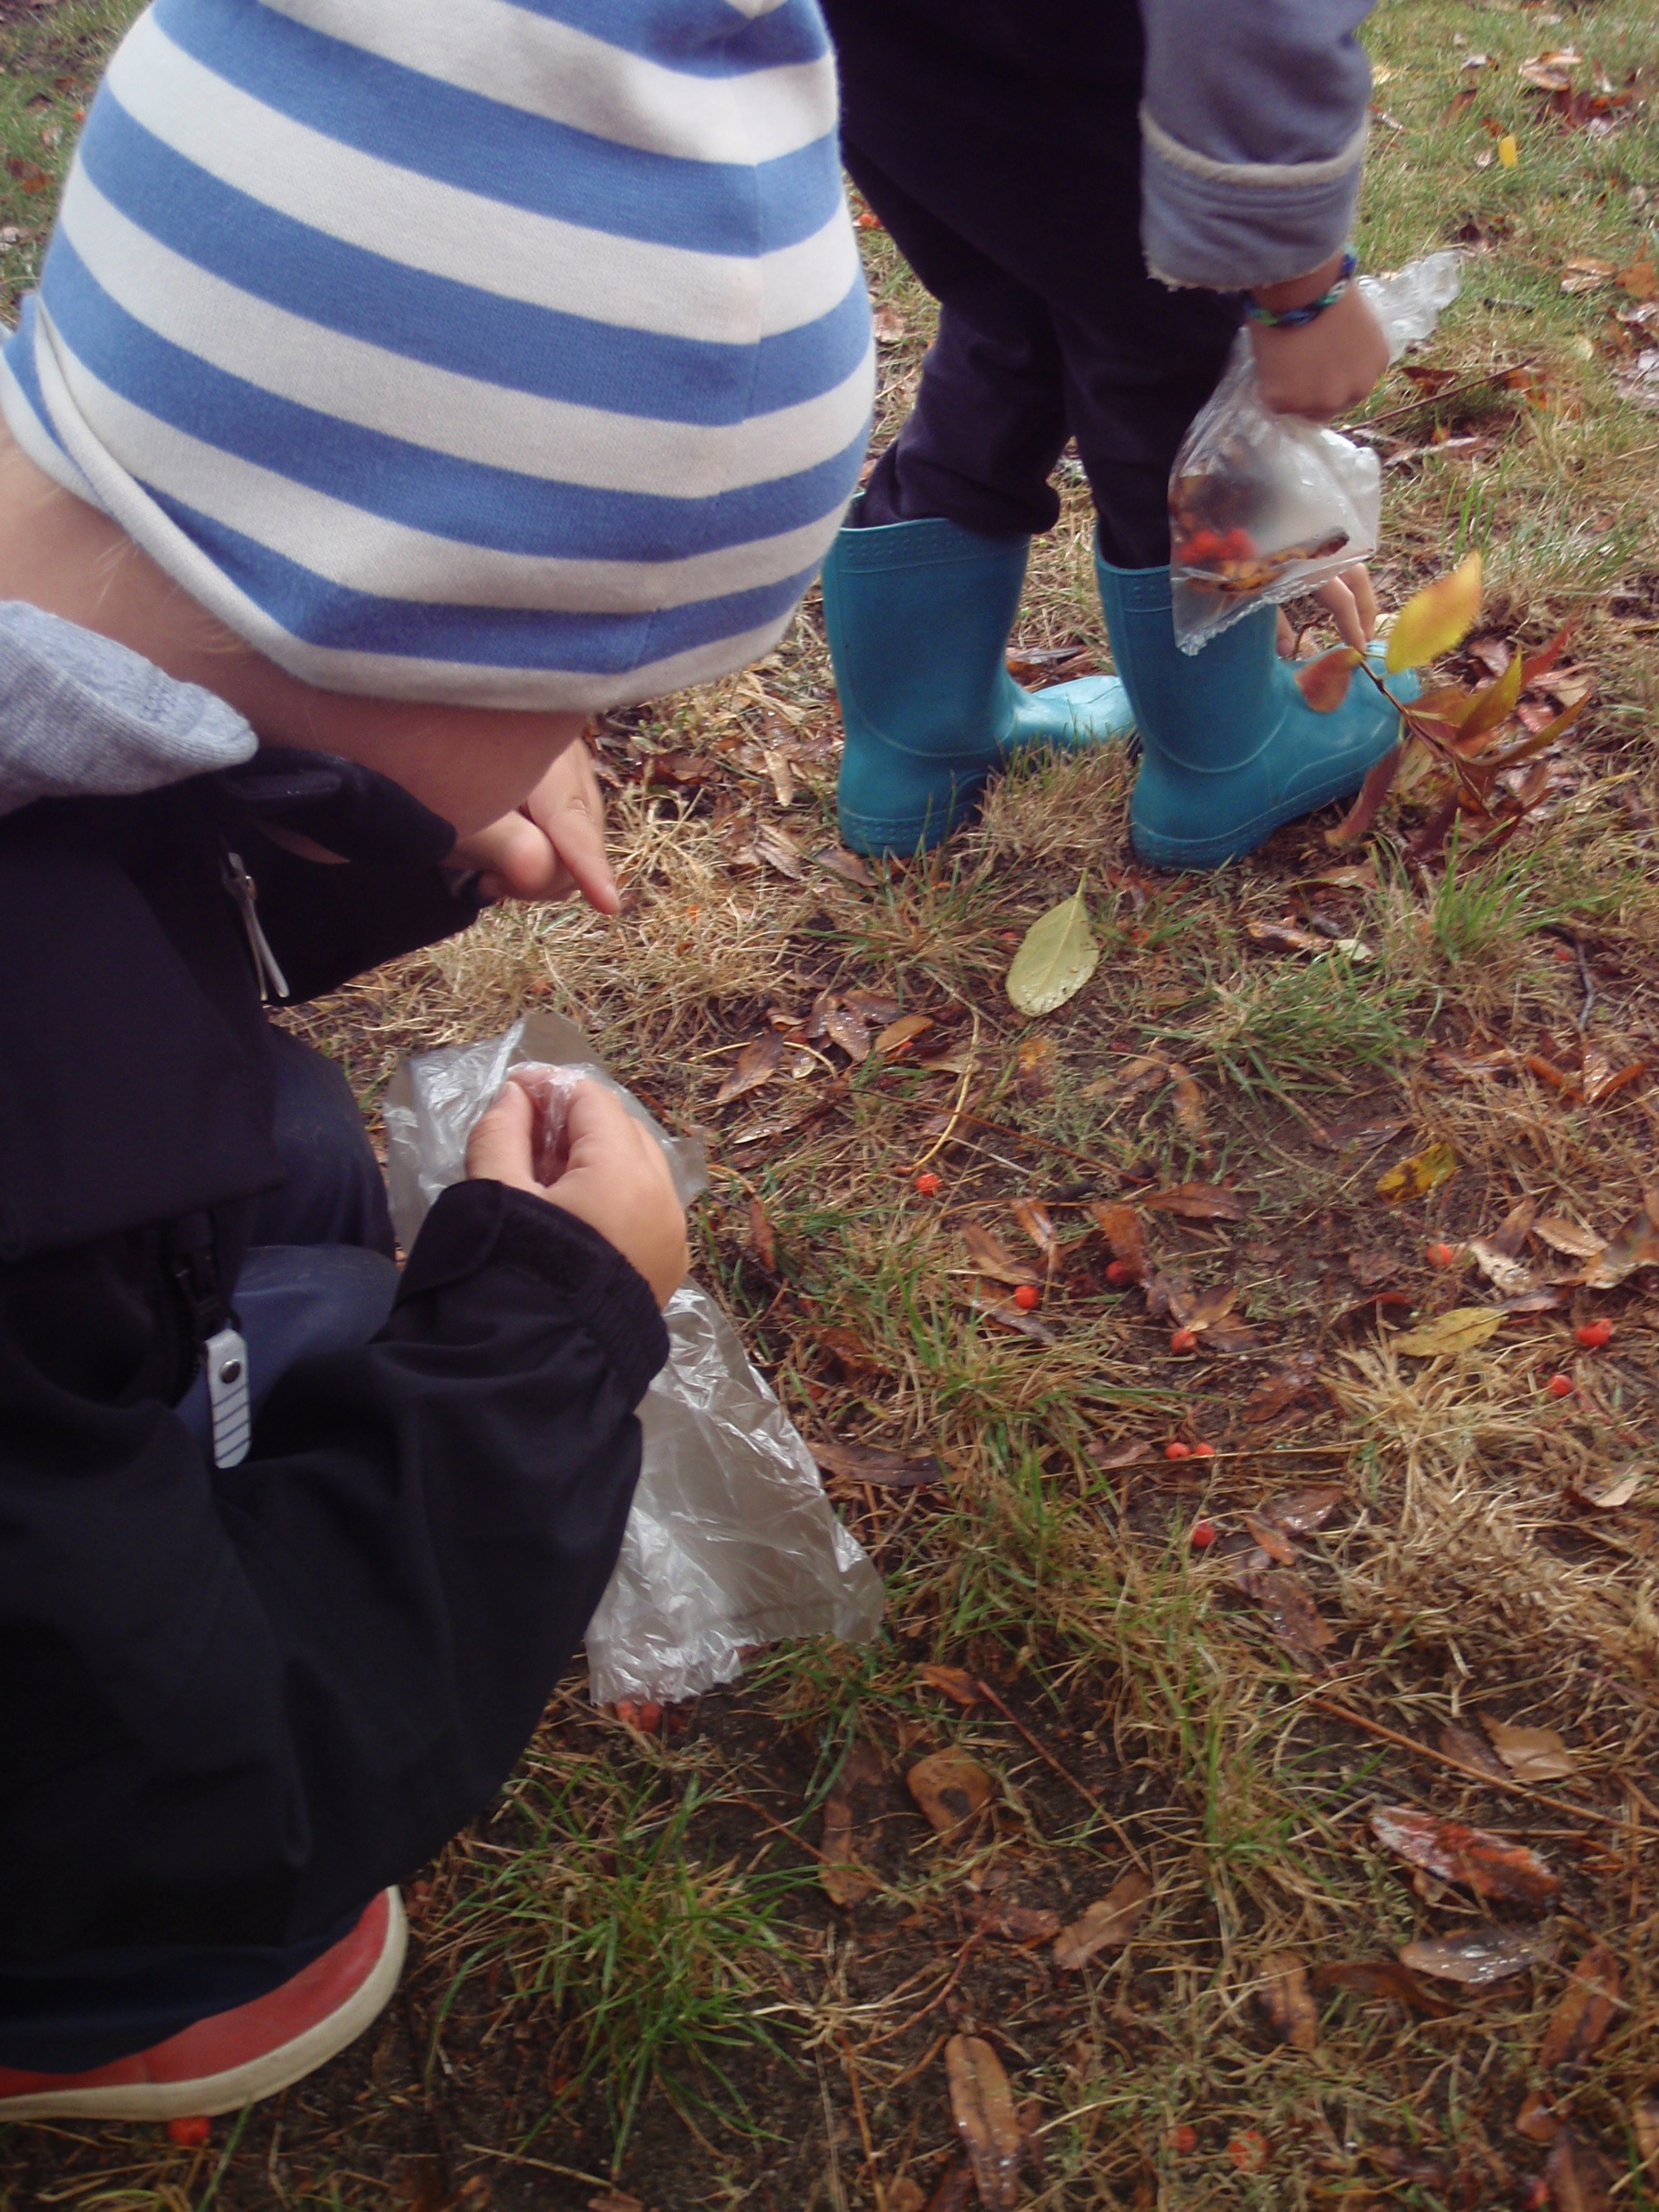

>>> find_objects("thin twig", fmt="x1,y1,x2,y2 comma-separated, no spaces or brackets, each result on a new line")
840,2035,887,2212
905,1011,981,1175
1575,936,1597,1033
1351,358,1541,433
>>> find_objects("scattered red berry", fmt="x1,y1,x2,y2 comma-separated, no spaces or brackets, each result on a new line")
1427,1242,1456,1268
913,1172,941,1196
1189,1520,1217,1549
1165,2124,1199,2154
1192,1441,1217,1459
1104,1258,1135,1285
1545,1374,1573,1398
1169,1326,1198,1354
166,2117,212,2148
1554,944,1576,963
1013,1283,1040,1311
1228,2130,1270,2175
1575,1319,1613,1349
1165,1440,1192,1460
613,1698,664,1732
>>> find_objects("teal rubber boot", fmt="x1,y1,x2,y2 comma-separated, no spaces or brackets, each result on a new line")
823,514,1135,855
1095,555,1418,869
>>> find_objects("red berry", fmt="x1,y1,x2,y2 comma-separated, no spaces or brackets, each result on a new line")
1013,1283,1040,1311
1575,1319,1613,1349
1192,1441,1217,1458
1166,2124,1198,2154
1218,527,1257,562
1189,1519,1217,1548
1180,529,1224,564
1427,1243,1456,1268
1104,1258,1135,1285
1169,1326,1198,1354
1165,1440,1192,1460
167,2117,212,2148
913,1172,941,1196
1546,1374,1573,1398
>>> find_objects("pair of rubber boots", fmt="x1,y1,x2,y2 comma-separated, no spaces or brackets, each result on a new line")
822,510,1412,868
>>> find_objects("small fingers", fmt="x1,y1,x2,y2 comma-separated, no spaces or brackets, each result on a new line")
465,1077,537,1185
524,743,619,916
1313,575,1368,654
1276,608,1297,658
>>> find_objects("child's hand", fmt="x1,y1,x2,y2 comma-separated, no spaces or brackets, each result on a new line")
1276,563,1378,657
1249,275,1390,423
450,740,620,913
466,1077,688,1308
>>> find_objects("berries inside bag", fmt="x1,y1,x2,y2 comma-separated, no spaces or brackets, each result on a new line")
1169,252,1462,655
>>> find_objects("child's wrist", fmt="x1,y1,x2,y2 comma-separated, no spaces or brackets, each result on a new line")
1246,250,1357,329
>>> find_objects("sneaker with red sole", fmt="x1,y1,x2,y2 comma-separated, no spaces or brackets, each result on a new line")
0,1889,405,2123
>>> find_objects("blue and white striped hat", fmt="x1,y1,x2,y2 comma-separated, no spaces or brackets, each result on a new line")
0,0,873,711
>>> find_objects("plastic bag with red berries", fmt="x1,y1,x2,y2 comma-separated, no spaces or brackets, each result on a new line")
1169,253,1461,655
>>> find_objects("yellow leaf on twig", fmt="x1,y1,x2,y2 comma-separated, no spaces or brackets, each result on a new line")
1385,552,1484,673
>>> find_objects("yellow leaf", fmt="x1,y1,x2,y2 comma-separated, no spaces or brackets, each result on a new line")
1391,1306,1503,1357
1498,134,1519,166
1375,1141,1458,1202
1386,552,1484,673
1006,886,1100,1016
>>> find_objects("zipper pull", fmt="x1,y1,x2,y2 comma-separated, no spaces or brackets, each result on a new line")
224,850,289,1003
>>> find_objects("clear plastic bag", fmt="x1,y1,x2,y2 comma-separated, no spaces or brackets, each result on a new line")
383,1011,884,1707
1170,251,1463,655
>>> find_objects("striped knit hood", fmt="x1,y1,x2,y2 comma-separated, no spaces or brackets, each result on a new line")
0,0,874,712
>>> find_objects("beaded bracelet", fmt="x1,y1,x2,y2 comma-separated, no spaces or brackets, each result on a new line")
1243,249,1358,330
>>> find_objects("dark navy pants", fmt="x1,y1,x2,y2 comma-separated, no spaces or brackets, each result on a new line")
0,1030,399,2075
821,0,1243,567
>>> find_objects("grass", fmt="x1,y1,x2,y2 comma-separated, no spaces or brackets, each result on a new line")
3,0,1659,2208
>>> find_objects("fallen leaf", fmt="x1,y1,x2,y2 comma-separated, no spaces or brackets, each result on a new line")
944,2036,1021,2210
729,1097,824,1146
1090,1202,1148,1279
1243,1513,1299,1566
1488,1193,1541,1257
1622,255,1659,302
1016,1034,1058,1099
824,1005,871,1062
916,1663,983,1707
1087,1436,1153,1471
1376,1141,1458,1202
1231,1567,1338,1664
1006,887,1100,1016
966,1897,1063,1944
1578,1199,1659,1289
1540,1945,1621,2071
1241,1359,1325,1425
875,1011,933,1056
1257,1484,1345,1534
748,1195,777,1273
1011,1198,1058,1262
1469,1239,1536,1296
1311,1959,1453,2018
1052,1870,1154,1969
1390,1307,1503,1357
1296,645,1363,712
1561,255,1618,292
1249,918,1343,956
716,1031,785,1105
1399,1924,1551,1986
813,846,876,888
908,1753,995,1840
813,1439,946,1488
1258,1952,1319,2051
1633,2091,1659,2166
1516,2089,1563,2144
1483,1717,1578,1783
750,822,804,880
1583,1056,1647,1106
1546,2126,1613,2212
1370,1806,1561,1904
871,302,907,345
1166,1060,1207,1135
1141,1182,1250,1221
1387,553,1484,673
963,1220,1041,1287
1440,1721,1510,1779
820,1744,882,1908
1570,1471,1643,1510
1497,133,1518,167
918,1044,976,1076
971,1285,1058,1341
920,2160,976,2212
3,156,49,191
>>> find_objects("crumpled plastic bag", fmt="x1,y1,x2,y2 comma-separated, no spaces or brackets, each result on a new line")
1170,251,1463,654
383,1009,884,1707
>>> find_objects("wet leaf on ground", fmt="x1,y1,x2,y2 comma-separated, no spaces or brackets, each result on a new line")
812,1439,946,1488
819,1742,883,1908
1090,1202,1148,1279
1483,1715,1578,1782
1370,1807,1561,1904
1243,1513,1299,1566
824,1005,871,1062
963,1220,1042,1287
1011,1197,1058,1262
1257,1484,1345,1535
1230,1567,1338,1664
1006,887,1100,1016
1399,1924,1552,1986
1257,1952,1319,2050
716,1031,784,1104
1376,1141,1458,1202
1439,1721,1509,1779
1577,1196,1659,1288
944,2036,1022,2210
1016,1035,1058,1098
1052,1870,1154,1970
875,1011,933,1056
1310,1960,1455,2017
966,1897,1063,1945
1540,1945,1621,2071
908,1752,995,1840
1390,1307,1503,1357
916,1663,984,1708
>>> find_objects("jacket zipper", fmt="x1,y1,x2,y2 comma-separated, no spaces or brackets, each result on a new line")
223,850,289,1003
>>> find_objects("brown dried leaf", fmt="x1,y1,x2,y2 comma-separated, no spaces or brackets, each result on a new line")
1141,1182,1250,1221
1232,1567,1338,1665
812,846,876,888
1583,1056,1647,1106
1546,2126,1614,2212
1540,1945,1622,2072
1241,1361,1325,1425
1310,1960,1454,2018
820,1751,880,1909
966,1897,1063,1945
587,2193,647,2212
1515,2089,1563,2144
1052,1870,1154,1970
1243,1514,1299,1566
748,1196,777,1273
944,2036,1021,2211
813,1439,945,1488
1570,1471,1643,1510
1016,1034,1058,1099
918,1045,976,1077
907,1752,995,1840
716,1031,785,1105
1578,1198,1659,1289
824,1005,871,1063
1258,1484,1345,1535
1370,1806,1561,1904
1011,1198,1058,1260
1440,1721,1510,1779
1249,918,1338,957
1166,1060,1207,1135
842,988,901,1024
1399,1924,1551,1986
1483,1716,1578,1783
1087,1436,1153,1471
1468,1239,1536,1296
1632,2092,1659,2167
916,1663,984,1708
1258,1952,1319,2050
1488,1194,1541,1257
1090,1202,1148,1279
752,822,804,880
875,1011,933,1056
729,1097,824,1146
963,1220,1041,1287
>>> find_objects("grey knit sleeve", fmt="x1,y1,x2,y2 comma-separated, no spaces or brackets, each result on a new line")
1138,0,1375,292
